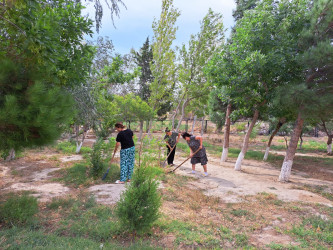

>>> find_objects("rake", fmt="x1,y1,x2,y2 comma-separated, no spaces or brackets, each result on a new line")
168,148,201,173
160,142,178,167
102,151,116,180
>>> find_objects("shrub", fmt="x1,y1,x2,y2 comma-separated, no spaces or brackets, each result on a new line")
0,193,38,225
116,166,161,233
90,139,108,177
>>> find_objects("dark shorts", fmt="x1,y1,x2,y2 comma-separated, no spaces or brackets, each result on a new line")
190,155,208,165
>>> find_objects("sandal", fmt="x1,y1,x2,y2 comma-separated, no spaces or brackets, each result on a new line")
115,180,125,184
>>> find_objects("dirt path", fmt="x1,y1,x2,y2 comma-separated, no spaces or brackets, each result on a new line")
172,153,333,207
1,148,332,207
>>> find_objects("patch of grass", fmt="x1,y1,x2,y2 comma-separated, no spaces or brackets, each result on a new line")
55,141,91,155
234,233,249,247
267,243,299,249
289,216,333,248
0,193,38,225
55,162,92,187
157,218,219,247
219,226,233,242
230,209,249,217
47,197,75,210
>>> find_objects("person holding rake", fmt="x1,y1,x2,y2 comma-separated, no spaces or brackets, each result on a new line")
181,132,208,176
113,122,135,184
164,128,181,166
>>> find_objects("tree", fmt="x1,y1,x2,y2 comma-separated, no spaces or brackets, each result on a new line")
0,0,94,159
81,0,126,32
176,8,224,132
114,94,155,141
210,0,308,171
232,0,258,21
279,0,333,181
148,0,180,133
132,37,154,102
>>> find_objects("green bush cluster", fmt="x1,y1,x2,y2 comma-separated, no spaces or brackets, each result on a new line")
90,139,108,177
0,193,38,225
116,166,161,233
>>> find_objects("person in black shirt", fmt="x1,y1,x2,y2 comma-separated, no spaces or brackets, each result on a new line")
113,122,135,184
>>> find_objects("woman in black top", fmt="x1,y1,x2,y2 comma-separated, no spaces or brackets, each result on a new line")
113,122,135,184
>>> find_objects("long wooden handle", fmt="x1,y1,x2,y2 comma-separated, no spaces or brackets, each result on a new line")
169,147,201,173
162,142,178,164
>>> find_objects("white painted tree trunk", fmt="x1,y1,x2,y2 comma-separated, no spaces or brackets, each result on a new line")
76,142,83,154
221,147,228,162
191,115,197,134
279,112,304,182
5,148,15,161
328,143,332,155
279,160,293,181
263,147,270,161
221,103,231,163
234,109,259,171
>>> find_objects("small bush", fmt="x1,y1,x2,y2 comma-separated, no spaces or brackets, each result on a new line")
116,166,161,233
90,139,108,177
0,193,38,225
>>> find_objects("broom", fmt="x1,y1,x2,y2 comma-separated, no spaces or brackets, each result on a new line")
102,151,116,180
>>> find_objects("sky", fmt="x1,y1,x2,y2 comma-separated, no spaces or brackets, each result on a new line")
83,0,236,55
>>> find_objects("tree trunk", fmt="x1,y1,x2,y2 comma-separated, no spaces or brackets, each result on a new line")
327,135,332,155
5,148,15,161
176,99,189,132
279,112,304,182
172,93,185,130
191,115,197,134
263,117,286,161
221,103,231,163
299,131,303,150
235,109,259,171
200,118,205,136
138,120,144,141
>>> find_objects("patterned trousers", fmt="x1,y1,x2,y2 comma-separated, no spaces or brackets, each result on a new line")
120,146,135,182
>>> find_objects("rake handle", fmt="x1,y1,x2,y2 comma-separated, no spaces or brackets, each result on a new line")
169,147,201,173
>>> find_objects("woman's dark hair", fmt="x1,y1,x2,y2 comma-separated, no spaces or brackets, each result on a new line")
165,127,170,132
181,132,192,139
115,122,125,129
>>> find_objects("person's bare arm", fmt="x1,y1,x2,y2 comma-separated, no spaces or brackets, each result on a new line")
113,142,120,158
195,136,203,149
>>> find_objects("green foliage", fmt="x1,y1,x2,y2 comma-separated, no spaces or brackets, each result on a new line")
58,163,90,187
0,193,38,225
116,166,161,233
0,0,94,153
132,37,154,102
150,0,180,115
208,89,227,132
56,141,91,155
90,139,108,177
290,216,333,248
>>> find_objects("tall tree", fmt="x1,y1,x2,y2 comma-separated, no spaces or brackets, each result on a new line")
148,0,180,133
279,0,333,181
132,37,154,102
0,0,94,159
176,8,224,132
232,0,258,21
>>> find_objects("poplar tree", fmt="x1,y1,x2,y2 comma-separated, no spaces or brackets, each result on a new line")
176,8,224,132
148,0,180,133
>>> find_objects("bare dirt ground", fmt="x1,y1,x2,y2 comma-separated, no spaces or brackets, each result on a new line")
1,133,332,248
